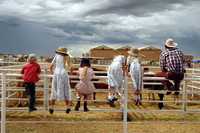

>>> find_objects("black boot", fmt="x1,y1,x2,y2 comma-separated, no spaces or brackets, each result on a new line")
84,101,89,112
49,108,54,114
75,101,80,111
158,103,164,109
66,108,71,114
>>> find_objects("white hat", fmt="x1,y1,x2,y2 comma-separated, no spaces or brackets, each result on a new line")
165,38,178,48
28,53,36,60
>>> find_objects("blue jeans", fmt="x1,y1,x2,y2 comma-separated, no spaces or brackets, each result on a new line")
24,82,36,109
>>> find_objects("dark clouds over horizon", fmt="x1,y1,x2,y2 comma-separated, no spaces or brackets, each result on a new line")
0,0,200,56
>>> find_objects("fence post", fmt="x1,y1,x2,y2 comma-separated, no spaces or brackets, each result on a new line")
43,68,49,111
123,75,128,133
1,73,6,133
182,80,187,112
191,68,194,98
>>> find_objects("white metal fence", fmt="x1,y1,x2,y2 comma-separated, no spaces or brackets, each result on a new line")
0,65,200,133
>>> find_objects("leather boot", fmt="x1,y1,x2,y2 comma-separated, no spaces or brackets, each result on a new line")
75,100,80,111
84,101,89,112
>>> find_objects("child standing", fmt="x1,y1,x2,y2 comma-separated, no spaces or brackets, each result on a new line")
127,48,143,106
49,47,72,114
75,58,95,112
21,54,41,112
107,55,126,106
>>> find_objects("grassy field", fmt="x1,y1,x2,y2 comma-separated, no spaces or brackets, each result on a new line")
5,122,200,133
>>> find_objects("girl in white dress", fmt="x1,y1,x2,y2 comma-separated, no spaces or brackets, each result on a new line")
107,55,126,106
49,47,72,114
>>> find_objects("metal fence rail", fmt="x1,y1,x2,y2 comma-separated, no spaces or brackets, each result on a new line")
1,67,200,133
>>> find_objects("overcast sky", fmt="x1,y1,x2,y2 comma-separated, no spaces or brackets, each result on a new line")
0,0,200,56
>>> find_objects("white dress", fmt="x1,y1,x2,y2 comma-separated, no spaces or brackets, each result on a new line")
107,56,125,92
50,54,71,101
129,58,142,91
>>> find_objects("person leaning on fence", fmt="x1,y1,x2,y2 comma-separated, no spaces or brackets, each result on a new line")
107,55,126,106
74,55,95,112
127,48,143,106
156,38,185,96
21,54,41,112
49,47,72,114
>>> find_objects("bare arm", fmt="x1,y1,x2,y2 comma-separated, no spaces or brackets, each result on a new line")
49,63,54,74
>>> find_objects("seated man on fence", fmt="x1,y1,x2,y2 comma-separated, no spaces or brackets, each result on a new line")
21,54,41,112
156,38,185,97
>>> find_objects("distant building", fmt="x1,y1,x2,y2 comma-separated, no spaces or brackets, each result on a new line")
90,45,119,59
89,45,162,65
116,46,131,56
138,46,161,63
89,45,120,65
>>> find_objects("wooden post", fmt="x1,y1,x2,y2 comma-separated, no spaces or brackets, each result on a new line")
1,73,6,133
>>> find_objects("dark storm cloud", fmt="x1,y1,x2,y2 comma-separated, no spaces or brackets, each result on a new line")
84,0,199,17
0,0,199,56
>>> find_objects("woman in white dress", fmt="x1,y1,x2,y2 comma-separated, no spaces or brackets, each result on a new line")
107,55,126,106
49,47,72,114
127,48,143,105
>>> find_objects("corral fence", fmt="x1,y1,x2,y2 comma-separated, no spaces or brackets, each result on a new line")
0,63,200,133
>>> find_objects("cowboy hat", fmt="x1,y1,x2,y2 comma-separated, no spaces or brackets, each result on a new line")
165,38,178,48
55,47,68,55
128,48,145,57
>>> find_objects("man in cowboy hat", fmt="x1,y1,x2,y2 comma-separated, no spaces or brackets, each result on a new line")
156,38,185,108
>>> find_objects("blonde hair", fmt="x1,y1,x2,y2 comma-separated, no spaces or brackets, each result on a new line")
63,55,72,70
82,66,88,79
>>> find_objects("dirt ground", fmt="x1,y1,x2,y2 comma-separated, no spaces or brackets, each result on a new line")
5,122,200,133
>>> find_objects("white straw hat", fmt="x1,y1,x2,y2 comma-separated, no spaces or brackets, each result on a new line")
55,47,68,55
